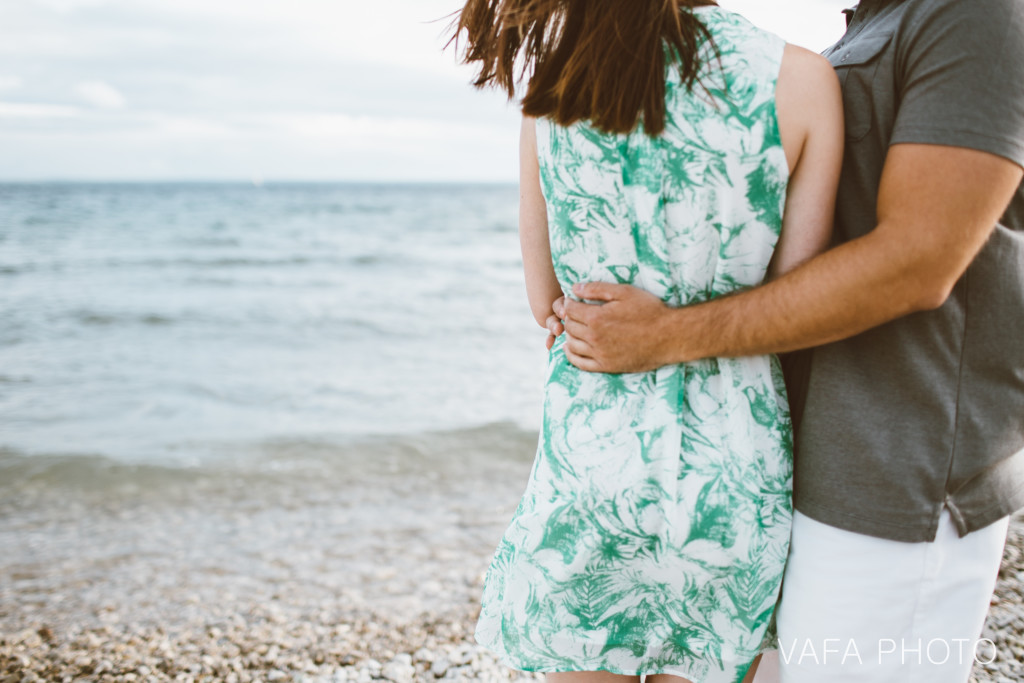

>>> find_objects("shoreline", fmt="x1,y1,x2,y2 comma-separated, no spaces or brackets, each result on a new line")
1,439,1021,683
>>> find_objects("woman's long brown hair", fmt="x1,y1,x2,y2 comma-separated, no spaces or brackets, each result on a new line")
447,0,718,136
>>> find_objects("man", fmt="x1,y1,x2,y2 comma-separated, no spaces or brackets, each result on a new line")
546,0,1024,681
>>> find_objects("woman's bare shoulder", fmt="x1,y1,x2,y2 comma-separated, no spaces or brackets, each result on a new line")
777,44,841,120
779,43,837,87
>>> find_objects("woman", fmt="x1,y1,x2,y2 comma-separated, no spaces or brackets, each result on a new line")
448,2,843,681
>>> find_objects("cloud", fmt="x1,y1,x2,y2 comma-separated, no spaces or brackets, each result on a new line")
0,76,22,90
31,0,113,11
0,101,80,117
265,112,512,145
74,80,126,108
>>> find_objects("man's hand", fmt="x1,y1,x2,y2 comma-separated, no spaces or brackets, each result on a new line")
557,282,673,373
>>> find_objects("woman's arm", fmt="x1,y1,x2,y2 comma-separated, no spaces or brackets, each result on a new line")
767,44,844,280
519,116,564,328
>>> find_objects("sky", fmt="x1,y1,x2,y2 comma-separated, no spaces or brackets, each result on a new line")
0,0,852,183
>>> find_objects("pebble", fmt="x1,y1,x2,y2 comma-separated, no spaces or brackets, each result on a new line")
1,507,1018,683
430,657,450,678
381,654,416,683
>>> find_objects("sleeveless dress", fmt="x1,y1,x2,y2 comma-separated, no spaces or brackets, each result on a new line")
474,8,793,682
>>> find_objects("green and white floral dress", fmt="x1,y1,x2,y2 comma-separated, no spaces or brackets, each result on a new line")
475,8,793,682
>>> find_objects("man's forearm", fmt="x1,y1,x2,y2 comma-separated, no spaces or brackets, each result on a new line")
654,144,1024,364
654,227,943,364
559,225,949,373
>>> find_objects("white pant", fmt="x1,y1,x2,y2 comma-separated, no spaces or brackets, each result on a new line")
774,508,1009,683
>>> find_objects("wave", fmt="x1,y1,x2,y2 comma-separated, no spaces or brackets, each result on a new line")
97,255,325,269
55,309,403,334
72,311,175,327
0,422,538,498
0,263,69,276
0,254,408,275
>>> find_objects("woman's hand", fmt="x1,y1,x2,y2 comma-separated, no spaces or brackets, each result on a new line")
544,297,566,350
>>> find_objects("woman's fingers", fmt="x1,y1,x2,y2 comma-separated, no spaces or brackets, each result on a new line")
551,296,567,320
545,313,564,338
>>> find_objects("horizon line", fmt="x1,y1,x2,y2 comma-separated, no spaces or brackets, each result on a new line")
0,178,519,186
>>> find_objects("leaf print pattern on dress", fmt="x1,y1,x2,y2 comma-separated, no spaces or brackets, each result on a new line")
475,7,793,683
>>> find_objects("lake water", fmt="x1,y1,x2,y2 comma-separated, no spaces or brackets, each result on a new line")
0,182,547,479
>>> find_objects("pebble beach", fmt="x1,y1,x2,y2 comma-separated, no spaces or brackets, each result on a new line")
2,425,1023,683
0,426,549,683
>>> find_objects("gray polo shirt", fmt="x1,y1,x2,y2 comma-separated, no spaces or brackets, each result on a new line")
793,0,1024,542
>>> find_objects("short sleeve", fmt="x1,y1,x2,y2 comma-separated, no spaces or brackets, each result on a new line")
891,0,1024,169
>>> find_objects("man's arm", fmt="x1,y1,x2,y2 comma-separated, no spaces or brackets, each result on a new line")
558,143,1023,372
